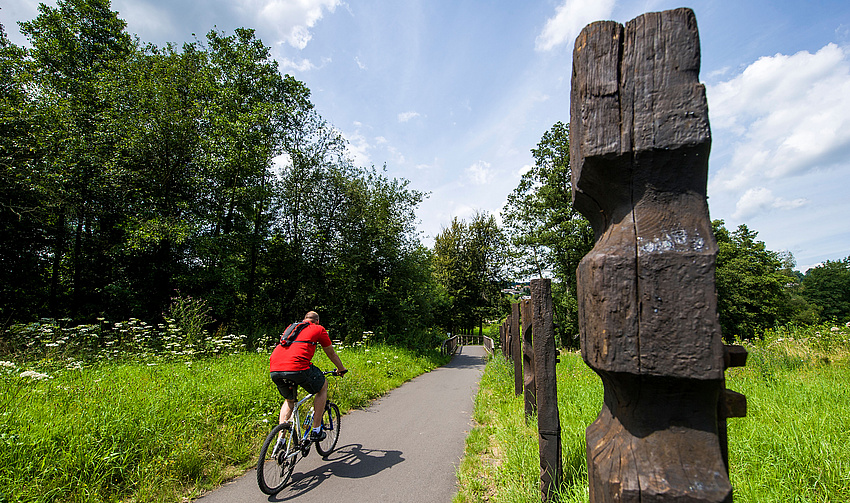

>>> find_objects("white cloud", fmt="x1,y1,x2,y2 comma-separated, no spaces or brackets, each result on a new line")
279,57,317,72
238,0,340,49
467,160,493,185
535,0,616,51
398,111,420,123
732,187,807,220
355,56,367,70
708,44,850,191
340,129,372,168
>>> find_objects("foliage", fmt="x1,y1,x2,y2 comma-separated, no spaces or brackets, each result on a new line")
501,122,593,344
433,212,507,335
801,256,850,323
713,220,796,340
1,1,435,351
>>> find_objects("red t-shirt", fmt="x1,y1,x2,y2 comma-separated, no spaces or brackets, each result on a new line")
269,322,332,372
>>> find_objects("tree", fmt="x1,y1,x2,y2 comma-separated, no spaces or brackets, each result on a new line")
3,7,440,351
501,121,593,343
0,21,54,322
433,212,506,335
19,0,133,320
802,257,850,323
713,220,795,339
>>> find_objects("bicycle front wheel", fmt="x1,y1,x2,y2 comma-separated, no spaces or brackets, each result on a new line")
257,422,297,494
315,402,341,456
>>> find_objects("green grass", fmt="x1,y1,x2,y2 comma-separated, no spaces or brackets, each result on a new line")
456,322,850,502
0,344,447,503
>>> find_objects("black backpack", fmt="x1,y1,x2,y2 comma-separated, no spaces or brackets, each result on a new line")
279,321,317,347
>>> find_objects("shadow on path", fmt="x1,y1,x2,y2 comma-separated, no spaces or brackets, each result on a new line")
443,347,488,370
268,444,404,501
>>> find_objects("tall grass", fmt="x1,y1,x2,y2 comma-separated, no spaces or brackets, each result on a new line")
727,322,850,502
456,321,850,502
0,342,447,503
455,353,601,503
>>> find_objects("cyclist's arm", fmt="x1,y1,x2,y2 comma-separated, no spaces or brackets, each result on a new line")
322,344,346,375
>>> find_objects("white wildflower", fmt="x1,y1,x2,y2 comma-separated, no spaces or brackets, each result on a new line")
831,327,840,332
0,361,15,368
19,370,51,380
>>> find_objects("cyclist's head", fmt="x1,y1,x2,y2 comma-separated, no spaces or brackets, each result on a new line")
305,311,320,324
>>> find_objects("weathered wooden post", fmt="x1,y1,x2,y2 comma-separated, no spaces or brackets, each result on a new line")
531,278,561,502
521,298,537,419
500,322,506,358
571,8,742,502
511,302,522,396
504,316,512,359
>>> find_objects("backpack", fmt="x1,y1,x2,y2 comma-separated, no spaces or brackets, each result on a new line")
279,321,317,347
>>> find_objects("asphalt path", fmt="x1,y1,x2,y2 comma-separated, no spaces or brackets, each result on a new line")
196,345,488,503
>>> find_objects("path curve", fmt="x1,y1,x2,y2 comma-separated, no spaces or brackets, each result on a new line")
196,345,487,503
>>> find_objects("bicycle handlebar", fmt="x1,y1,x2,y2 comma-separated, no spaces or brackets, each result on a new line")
323,369,348,377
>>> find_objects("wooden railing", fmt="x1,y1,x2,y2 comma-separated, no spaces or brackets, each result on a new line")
440,333,494,355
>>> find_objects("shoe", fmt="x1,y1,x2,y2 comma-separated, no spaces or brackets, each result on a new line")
310,428,326,442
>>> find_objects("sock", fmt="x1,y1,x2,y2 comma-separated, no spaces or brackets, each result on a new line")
312,426,322,433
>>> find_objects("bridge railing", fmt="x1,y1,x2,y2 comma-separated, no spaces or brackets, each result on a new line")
441,335,459,356
440,333,494,355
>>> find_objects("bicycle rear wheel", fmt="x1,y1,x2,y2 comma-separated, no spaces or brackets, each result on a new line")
257,422,297,494
315,402,341,456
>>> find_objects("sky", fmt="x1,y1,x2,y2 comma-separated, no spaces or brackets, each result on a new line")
3,0,850,272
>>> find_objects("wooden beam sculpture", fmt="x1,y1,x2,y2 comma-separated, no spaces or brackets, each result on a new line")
531,279,562,502
512,302,522,396
521,298,537,419
571,8,739,502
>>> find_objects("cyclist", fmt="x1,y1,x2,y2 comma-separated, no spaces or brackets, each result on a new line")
269,311,347,441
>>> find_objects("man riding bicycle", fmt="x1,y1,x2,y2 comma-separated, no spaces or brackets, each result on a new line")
269,311,347,441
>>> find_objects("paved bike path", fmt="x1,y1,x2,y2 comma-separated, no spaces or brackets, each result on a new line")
196,345,487,503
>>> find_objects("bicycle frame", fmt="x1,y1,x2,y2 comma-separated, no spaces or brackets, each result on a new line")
284,391,319,452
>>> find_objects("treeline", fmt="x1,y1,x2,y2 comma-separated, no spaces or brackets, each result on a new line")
1,1,441,348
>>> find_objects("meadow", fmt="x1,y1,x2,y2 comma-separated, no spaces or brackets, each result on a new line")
455,322,850,502
0,320,448,503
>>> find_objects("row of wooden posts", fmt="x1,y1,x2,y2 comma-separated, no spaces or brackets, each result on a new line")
499,278,562,501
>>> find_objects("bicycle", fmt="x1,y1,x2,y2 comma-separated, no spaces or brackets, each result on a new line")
257,370,343,494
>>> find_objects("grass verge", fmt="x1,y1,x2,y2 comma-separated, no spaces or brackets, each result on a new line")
0,344,447,503
455,322,850,502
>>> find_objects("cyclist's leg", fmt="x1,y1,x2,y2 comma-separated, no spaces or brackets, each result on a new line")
312,379,329,429
280,398,297,424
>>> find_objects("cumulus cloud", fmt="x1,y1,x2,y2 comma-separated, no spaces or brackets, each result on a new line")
535,0,616,51
732,187,807,220
467,160,494,185
708,44,850,191
237,0,340,49
398,111,420,123
279,57,317,72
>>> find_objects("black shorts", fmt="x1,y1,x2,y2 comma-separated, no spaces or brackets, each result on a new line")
270,364,326,400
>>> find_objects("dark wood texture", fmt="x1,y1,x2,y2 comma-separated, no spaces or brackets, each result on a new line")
531,279,562,502
571,8,735,502
521,299,537,418
512,302,522,396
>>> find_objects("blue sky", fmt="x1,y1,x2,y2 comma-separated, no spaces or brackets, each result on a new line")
4,0,850,272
